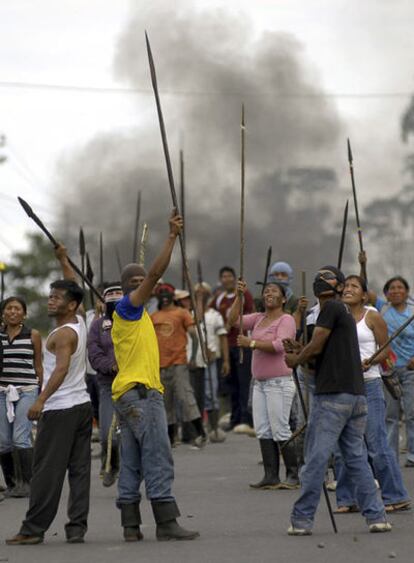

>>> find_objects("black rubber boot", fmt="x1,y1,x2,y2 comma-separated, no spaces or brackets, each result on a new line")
250,439,281,489
151,500,199,541
0,451,16,495
10,448,32,498
103,446,119,487
279,440,300,490
120,503,143,542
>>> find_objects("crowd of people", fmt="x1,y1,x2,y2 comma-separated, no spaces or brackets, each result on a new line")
0,209,413,544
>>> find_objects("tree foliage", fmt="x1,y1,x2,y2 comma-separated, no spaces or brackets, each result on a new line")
4,233,59,334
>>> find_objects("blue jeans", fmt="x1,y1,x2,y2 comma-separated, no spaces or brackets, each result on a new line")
0,387,38,453
114,387,175,505
98,383,118,446
336,378,409,507
204,361,219,411
253,377,296,441
291,393,386,530
385,368,414,463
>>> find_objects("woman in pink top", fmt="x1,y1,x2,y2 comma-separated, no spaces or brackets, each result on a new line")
228,280,297,490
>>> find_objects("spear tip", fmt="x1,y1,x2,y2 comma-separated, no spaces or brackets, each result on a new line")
145,31,157,90
347,138,353,163
17,196,33,218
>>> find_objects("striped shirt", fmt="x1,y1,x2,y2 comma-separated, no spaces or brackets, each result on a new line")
0,325,38,387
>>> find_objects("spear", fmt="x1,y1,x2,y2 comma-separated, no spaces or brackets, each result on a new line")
347,139,367,281
256,245,272,294
86,252,95,308
180,149,186,289
79,227,86,290
132,190,141,263
99,232,104,291
145,32,207,363
18,197,103,302
197,259,219,438
239,103,246,364
115,246,122,277
139,223,149,268
337,200,349,270
0,261,5,302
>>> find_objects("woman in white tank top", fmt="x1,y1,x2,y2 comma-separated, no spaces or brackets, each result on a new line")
335,275,410,513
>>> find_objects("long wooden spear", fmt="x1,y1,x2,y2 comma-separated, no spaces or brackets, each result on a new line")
17,197,103,302
115,246,122,277
347,139,367,280
180,149,186,289
256,245,272,295
337,200,349,270
145,32,207,362
86,252,95,308
139,223,149,268
79,227,86,290
132,190,141,262
99,232,104,290
239,104,246,363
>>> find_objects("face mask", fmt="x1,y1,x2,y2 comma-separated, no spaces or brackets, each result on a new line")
158,293,174,309
313,273,338,297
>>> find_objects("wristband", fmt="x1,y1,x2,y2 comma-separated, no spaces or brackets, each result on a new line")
250,340,256,349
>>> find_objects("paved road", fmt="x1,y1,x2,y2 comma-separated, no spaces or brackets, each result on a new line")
1,433,413,563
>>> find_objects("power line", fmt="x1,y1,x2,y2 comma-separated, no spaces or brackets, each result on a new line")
0,79,412,100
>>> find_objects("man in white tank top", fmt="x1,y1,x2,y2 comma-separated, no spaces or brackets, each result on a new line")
7,246,92,546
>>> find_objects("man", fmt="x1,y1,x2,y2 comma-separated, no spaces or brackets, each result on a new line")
195,282,230,440
267,261,298,314
283,266,391,535
7,246,92,545
88,282,123,487
212,266,254,433
111,210,199,542
151,285,206,447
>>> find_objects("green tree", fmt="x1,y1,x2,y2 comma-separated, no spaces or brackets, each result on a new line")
5,233,60,334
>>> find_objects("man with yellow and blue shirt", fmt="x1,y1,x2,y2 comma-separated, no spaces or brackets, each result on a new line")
111,210,199,543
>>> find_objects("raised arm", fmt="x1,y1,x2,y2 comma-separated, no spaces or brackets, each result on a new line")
128,210,182,308
227,279,246,328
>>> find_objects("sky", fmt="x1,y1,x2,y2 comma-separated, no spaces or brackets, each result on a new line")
1,0,414,263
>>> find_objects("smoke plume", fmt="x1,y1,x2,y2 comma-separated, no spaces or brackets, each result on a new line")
56,1,345,294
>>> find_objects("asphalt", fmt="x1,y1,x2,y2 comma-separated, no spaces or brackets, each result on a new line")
1,432,414,563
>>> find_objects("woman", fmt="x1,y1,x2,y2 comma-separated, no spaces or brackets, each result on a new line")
0,297,43,497
228,280,297,489
374,276,414,468
335,276,410,513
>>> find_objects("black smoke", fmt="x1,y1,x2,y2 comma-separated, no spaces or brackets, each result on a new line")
55,2,344,296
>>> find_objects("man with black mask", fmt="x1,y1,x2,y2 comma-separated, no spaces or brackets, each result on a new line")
283,266,391,536
88,283,123,487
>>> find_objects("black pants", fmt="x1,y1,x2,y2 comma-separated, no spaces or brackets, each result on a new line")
86,372,100,422
229,347,253,427
20,402,92,538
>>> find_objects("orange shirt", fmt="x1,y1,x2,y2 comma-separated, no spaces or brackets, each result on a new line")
151,307,194,368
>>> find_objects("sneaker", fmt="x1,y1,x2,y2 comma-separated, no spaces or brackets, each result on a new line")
6,534,44,545
405,459,414,468
192,435,208,449
287,525,312,536
66,535,85,544
233,424,254,435
369,522,392,533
